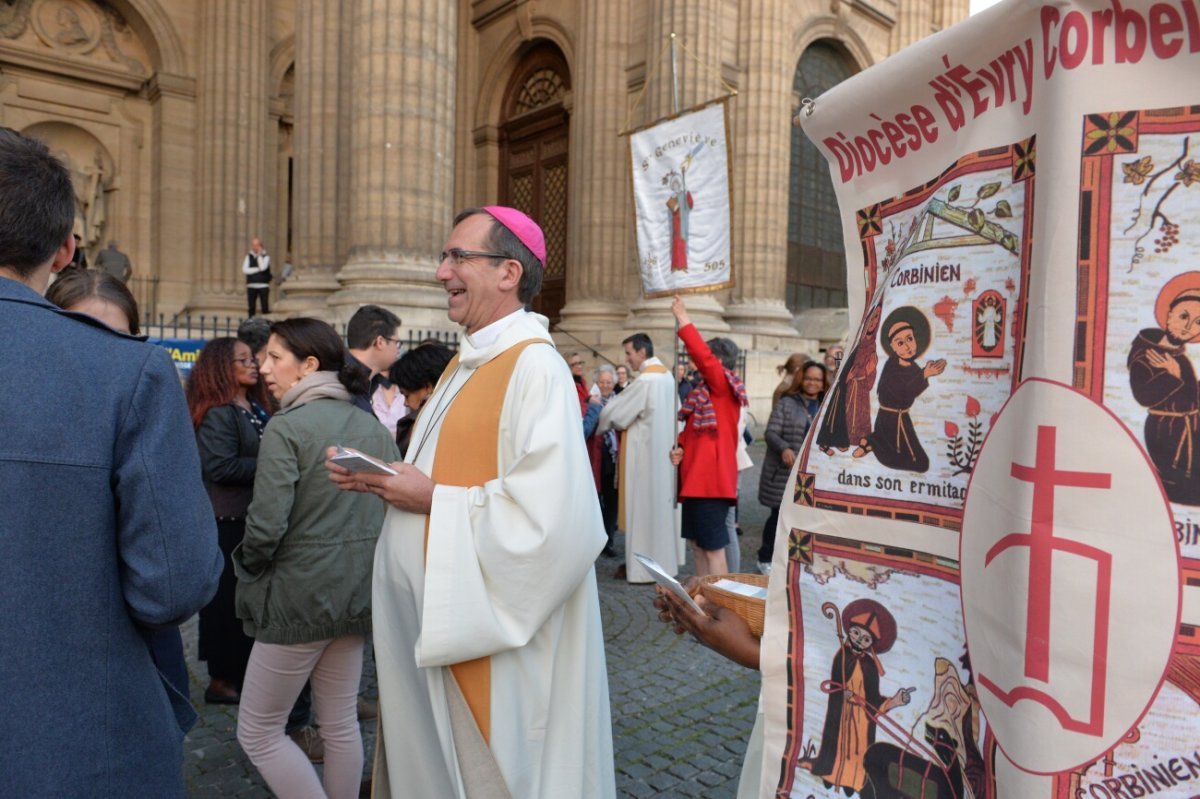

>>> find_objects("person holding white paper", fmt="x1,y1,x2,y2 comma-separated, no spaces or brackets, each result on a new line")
597,332,682,582
326,207,614,798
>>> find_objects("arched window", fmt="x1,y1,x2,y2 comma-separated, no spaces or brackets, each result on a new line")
788,41,855,312
500,43,570,322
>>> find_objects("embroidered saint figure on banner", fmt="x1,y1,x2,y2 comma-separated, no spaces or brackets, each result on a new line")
819,304,882,456
664,169,693,271
1127,271,1200,505
664,143,702,273
800,598,913,797
853,307,946,473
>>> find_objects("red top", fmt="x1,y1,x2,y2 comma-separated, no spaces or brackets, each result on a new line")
676,323,740,500
574,376,589,416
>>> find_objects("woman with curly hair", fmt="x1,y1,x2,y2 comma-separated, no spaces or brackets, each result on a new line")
187,337,272,704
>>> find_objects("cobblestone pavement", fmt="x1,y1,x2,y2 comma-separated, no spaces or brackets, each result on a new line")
182,443,770,797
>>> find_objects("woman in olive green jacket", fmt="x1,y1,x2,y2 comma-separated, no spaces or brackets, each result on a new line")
233,317,399,799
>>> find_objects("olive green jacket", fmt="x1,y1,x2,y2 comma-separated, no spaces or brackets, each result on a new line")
233,393,400,644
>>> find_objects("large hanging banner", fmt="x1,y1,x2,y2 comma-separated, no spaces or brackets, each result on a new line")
629,100,735,298
755,2,1200,797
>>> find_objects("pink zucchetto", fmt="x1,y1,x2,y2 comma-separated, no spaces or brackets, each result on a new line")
483,205,546,266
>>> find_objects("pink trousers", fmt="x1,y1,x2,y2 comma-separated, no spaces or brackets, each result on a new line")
236,635,364,799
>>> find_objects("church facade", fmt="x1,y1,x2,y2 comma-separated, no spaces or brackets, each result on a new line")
0,0,966,406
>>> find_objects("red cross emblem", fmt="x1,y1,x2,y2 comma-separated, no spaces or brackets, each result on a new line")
961,379,1178,775
979,425,1111,735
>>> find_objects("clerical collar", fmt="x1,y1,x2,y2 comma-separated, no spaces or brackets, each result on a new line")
466,307,525,350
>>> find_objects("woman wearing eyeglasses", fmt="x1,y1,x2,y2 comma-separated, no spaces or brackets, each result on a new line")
186,337,272,705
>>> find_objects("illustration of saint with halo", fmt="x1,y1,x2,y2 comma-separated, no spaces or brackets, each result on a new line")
852,306,947,473
799,598,913,796
1128,271,1200,505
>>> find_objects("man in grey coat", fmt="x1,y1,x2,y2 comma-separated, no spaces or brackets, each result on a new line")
94,239,133,283
0,127,223,797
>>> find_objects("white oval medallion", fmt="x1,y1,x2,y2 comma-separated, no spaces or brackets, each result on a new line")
961,378,1179,774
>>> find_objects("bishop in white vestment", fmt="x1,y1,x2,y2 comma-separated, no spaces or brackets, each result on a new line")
329,207,615,799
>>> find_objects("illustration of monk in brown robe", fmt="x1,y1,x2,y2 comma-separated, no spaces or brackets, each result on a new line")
1129,272,1200,505
819,304,882,455
853,307,946,473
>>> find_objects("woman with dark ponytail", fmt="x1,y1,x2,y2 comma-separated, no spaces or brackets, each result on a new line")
232,317,398,799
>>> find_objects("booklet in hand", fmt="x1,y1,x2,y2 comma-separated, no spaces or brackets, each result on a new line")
330,446,398,476
634,553,706,616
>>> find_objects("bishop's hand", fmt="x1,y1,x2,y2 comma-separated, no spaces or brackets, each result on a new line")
325,447,434,514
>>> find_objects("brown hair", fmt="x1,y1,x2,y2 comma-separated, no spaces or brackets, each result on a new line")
776,352,808,377
45,268,140,334
186,337,271,429
269,317,369,397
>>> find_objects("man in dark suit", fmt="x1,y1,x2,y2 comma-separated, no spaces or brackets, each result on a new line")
0,127,222,797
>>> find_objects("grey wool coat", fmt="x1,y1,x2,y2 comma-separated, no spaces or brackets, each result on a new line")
0,277,222,798
757,393,821,508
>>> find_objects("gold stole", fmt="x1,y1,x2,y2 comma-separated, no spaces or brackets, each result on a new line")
425,338,544,745
618,363,671,530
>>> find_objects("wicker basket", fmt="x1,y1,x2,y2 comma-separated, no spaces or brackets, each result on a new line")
698,573,769,637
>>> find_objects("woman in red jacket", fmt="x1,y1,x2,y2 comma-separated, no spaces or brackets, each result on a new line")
669,295,748,576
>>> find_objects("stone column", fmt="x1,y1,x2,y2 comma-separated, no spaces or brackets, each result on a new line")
934,0,970,34
325,0,456,329
147,72,197,317
895,0,934,52
628,0,729,332
557,0,630,330
722,0,801,337
189,0,270,315
277,0,343,314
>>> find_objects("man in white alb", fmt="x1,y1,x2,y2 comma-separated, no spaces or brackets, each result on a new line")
327,206,614,799
597,333,682,583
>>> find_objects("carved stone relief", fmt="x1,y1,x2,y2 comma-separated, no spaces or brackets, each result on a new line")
2,0,150,78
32,0,100,54
23,120,116,253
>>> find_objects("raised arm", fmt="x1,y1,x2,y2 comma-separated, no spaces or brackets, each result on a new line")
597,377,649,434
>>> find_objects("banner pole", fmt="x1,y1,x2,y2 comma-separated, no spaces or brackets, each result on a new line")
668,32,682,510
669,32,679,117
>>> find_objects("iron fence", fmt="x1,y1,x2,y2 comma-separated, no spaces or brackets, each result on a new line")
139,312,460,351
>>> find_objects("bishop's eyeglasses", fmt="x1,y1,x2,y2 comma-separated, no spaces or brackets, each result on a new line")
439,247,511,267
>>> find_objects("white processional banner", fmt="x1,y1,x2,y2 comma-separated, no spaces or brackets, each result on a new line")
753,1,1200,797
629,100,734,298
